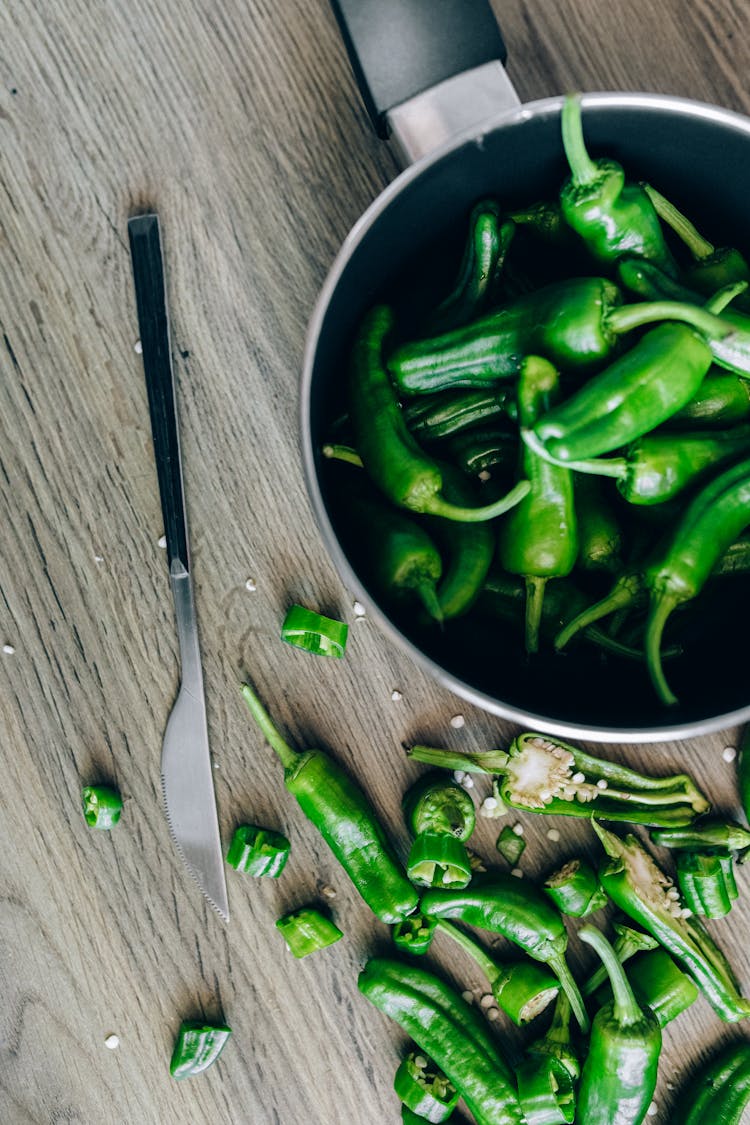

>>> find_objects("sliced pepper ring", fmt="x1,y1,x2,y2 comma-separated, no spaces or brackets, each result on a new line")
516,1055,575,1125
406,833,472,889
280,604,348,658
394,1050,459,1123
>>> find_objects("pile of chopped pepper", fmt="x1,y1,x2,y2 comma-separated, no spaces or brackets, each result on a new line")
322,93,750,709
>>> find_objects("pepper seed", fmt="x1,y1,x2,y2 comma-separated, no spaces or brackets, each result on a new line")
450,714,465,729
104,1034,120,1049
391,689,403,702
2,644,15,655
722,745,737,762
546,828,561,842
461,990,474,1004
479,993,495,1009
487,1007,500,1021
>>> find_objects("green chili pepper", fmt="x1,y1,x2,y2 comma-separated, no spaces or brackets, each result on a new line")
575,925,661,1125
276,905,343,958
394,1049,459,1123
81,784,123,829
496,824,526,866
423,464,497,620
553,568,647,652
644,455,750,705
402,388,517,441
498,356,578,653
240,683,419,924
602,947,699,1027
169,1020,232,1080
560,94,678,275
427,202,515,334
403,772,475,889
436,919,559,1026
651,820,750,856
582,920,659,997
594,820,750,1022
674,850,738,919
667,1040,750,1125
643,182,750,308
358,957,524,1125
225,824,290,877
665,368,750,428
444,426,518,478
509,199,580,250
515,1055,575,1125
537,426,750,507
712,534,750,576
393,914,438,956
419,875,589,1032
543,858,608,917
350,305,530,521
526,993,580,1082
575,474,624,573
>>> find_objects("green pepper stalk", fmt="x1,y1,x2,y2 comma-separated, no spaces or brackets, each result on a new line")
554,569,647,652
530,425,750,507
575,474,624,573
427,202,516,334
560,94,678,276
665,368,750,428
225,825,290,877
575,925,662,1125
674,850,738,919
419,876,589,1032
582,920,659,997
543,858,608,917
498,356,578,653
358,957,524,1125
169,1020,232,1080
394,1049,459,1123
643,182,750,308
594,820,750,1022
436,919,560,1026
423,463,496,620
240,683,419,925
393,914,438,956
526,993,580,1081
595,946,700,1027
403,772,475,889
350,306,530,522
667,1040,750,1125
402,387,517,442
515,1055,575,1125
651,820,750,857
275,906,343,958
644,455,750,706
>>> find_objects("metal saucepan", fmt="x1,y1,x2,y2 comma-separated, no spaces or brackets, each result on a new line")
300,0,750,742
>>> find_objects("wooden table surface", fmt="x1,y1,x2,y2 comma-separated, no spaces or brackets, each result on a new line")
2,2,750,1122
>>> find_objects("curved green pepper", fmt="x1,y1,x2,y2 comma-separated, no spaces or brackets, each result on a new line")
402,387,517,441
667,1040,750,1124
575,474,624,573
423,464,496,620
427,202,515,334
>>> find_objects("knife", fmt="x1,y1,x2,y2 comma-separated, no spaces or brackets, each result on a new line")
127,213,229,922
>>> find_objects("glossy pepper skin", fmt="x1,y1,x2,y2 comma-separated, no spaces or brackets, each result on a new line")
543,858,608,917
358,957,524,1125
349,305,530,522
169,1021,232,1080
674,850,738,919
420,876,589,1032
559,94,678,276
575,926,661,1125
423,463,497,620
445,425,518,478
402,387,517,441
515,1055,575,1125
527,993,580,1082
394,1049,459,1123
594,821,750,1022
667,1040,750,1125
498,357,578,653
575,475,624,573
644,455,750,705
665,368,750,429
592,946,699,1027
240,683,419,925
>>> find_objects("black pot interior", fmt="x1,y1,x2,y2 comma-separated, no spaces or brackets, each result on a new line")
307,100,750,734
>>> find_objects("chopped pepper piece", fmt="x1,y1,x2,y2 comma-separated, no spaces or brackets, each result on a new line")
280,604,348,658
496,825,526,867
516,1054,575,1125
543,858,607,917
407,833,472,889
651,820,750,856
81,784,123,830
675,850,738,919
403,773,475,889
275,906,343,958
169,1019,232,1080
392,914,438,956
225,825,290,877
394,1049,459,1123
526,993,580,1081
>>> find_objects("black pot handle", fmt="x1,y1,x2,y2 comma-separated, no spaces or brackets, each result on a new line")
329,0,507,138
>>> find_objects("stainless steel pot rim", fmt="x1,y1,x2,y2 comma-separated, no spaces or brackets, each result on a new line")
300,89,750,743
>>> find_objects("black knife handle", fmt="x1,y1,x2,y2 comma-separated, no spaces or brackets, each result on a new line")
128,214,190,572
329,0,507,138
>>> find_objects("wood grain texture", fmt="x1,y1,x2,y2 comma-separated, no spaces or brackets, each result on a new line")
1,0,750,1122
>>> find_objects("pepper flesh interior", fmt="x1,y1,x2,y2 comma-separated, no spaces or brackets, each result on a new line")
502,737,597,808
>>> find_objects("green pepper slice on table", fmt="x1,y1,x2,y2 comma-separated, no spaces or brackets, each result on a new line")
667,1040,750,1125
225,824,290,877
515,1054,575,1125
526,993,580,1082
651,820,750,856
575,925,661,1125
403,771,475,888
240,683,419,924
81,784,123,829
498,356,578,653
393,914,438,956
394,1049,459,1123
543,857,608,917
674,851,738,919
169,1020,232,1080
276,906,343,958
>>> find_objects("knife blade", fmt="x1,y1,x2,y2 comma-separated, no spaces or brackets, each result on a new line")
127,213,229,922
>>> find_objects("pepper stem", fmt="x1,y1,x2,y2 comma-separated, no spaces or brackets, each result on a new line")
547,953,589,1034
436,919,501,984
705,281,750,314
521,428,628,479
555,574,643,651
607,299,734,339
645,591,680,706
643,183,715,260
406,745,510,774
582,925,658,996
561,93,600,186
525,575,547,654
321,443,364,467
240,682,300,771
425,478,531,522
579,925,643,1027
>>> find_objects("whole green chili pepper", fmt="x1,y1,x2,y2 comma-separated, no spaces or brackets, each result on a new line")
419,876,589,1032
535,425,750,506
560,94,677,275
169,1020,232,1080
515,1055,575,1125
575,474,624,573
498,356,578,653
526,993,580,1081
240,683,419,925
402,387,517,441
643,182,750,307
543,858,608,917
358,957,524,1125
393,914,438,956
594,820,750,1022
424,463,497,620
436,919,559,1026
575,925,661,1125
601,946,699,1027
674,850,738,919
350,306,530,521
582,921,659,997
667,1040,750,1125
665,368,750,428
427,202,515,334
651,820,750,856
644,455,750,705
444,425,518,478
394,1049,459,1123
